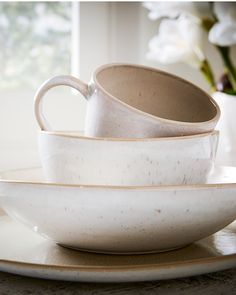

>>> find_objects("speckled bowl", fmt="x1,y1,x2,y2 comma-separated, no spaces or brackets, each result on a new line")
0,166,235,254
38,130,219,186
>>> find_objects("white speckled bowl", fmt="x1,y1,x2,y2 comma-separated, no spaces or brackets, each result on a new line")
38,130,219,186
0,166,236,254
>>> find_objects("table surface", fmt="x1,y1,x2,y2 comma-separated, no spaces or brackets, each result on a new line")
0,268,235,295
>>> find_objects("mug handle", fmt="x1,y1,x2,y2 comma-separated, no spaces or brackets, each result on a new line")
34,75,89,130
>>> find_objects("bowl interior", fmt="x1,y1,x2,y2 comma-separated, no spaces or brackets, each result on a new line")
96,65,218,123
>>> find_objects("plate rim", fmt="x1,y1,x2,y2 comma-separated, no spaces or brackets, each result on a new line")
1,253,236,273
0,212,236,273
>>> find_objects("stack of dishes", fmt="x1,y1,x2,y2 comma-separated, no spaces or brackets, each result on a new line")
0,64,236,281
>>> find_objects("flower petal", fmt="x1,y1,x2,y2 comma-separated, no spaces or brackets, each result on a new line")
147,16,204,67
147,35,188,64
143,1,199,20
214,2,236,23
209,22,236,46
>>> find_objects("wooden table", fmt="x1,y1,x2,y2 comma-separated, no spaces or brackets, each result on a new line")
0,268,236,294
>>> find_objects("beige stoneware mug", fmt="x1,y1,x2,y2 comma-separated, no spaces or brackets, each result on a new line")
34,64,220,138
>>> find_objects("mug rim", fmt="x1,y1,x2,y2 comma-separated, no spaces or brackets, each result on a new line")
92,63,221,127
39,130,219,142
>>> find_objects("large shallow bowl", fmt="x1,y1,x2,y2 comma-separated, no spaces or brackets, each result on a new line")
38,130,219,186
0,166,235,254
0,211,235,282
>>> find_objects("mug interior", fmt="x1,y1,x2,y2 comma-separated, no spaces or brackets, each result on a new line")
96,65,217,123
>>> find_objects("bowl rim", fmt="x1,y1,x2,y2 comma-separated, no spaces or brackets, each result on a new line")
38,130,219,142
92,63,221,127
0,165,235,191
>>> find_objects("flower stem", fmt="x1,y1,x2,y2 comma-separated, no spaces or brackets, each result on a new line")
216,46,236,90
200,59,216,91
206,3,236,92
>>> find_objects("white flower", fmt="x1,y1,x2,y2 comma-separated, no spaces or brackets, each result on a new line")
209,2,236,46
147,16,204,68
143,1,199,20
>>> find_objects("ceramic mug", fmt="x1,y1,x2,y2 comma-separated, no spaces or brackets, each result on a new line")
34,64,220,138
38,130,219,186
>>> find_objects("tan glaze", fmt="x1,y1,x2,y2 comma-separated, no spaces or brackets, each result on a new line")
34,63,220,138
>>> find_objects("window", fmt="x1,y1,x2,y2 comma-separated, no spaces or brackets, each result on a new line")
0,2,73,170
0,2,71,89
0,2,146,170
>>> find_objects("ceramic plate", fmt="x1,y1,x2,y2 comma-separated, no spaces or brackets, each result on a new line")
0,210,235,282
0,167,236,254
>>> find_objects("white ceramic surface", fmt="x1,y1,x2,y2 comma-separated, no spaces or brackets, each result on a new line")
0,166,236,254
0,210,235,282
213,92,236,166
38,130,219,186
34,63,220,138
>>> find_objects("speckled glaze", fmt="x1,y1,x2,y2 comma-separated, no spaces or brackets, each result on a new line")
0,211,235,282
34,64,220,138
0,166,235,254
38,130,219,186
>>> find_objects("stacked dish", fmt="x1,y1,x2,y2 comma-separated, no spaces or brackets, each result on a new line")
0,64,236,258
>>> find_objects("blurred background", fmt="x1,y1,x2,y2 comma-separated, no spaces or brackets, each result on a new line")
0,1,236,170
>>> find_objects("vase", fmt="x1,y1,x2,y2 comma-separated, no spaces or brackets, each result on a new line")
213,92,236,167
